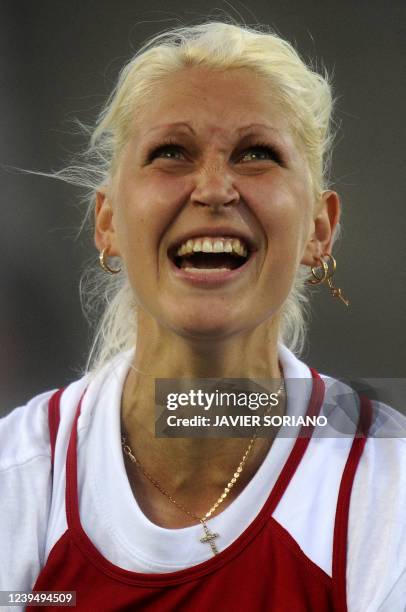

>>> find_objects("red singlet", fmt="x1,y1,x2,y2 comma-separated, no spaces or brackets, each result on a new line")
29,369,372,611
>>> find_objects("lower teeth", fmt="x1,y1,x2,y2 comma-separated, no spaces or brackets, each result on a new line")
183,267,231,273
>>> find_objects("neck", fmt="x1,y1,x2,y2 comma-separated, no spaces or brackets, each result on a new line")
121,310,284,493
127,307,283,378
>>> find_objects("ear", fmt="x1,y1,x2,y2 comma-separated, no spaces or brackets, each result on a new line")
301,190,341,266
94,188,121,256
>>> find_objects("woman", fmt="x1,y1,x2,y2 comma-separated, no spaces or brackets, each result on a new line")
1,21,405,611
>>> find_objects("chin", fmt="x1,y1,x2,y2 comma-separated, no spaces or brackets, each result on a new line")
164,300,280,344
167,309,244,341
181,324,235,340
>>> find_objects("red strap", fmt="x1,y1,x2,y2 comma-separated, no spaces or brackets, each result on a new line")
48,388,63,468
267,367,325,511
332,394,373,611
62,372,327,585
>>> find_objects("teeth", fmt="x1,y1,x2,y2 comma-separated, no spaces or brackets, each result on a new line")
232,239,242,256
192,240,202,253
202,239,213,253
176,236,248,257
183,267,231,273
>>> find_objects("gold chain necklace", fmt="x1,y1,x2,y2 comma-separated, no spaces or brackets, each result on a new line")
121,381,284,556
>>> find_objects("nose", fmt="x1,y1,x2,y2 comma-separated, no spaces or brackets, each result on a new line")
190,163,240,211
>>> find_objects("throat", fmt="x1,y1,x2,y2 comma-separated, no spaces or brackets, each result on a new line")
122,435,273,529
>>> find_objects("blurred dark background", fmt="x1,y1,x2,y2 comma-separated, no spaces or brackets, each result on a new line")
1,0,405,415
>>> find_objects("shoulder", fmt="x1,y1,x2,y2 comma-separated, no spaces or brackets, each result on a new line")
0,377,88,591
0,390,56,590
282,355,406,608
336,391,406,609
319,375,406,517
320,373,406,443
0,390,55,471
0,374,93,471
316,376,406,609
347,433,406,610
351,400,406,534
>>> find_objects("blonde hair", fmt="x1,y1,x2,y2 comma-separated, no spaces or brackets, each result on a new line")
67,21,337,372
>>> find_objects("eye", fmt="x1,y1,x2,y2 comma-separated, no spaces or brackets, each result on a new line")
148,144,185,162
237,145,283,165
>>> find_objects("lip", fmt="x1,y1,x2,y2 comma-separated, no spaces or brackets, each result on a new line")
167,226,258,258
168,250,257,287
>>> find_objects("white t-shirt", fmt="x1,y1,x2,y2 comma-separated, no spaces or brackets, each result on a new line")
1,345,405,611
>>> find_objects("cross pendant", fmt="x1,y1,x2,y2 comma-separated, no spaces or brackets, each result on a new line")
200,521,219,555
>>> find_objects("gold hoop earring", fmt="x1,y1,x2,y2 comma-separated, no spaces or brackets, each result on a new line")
308,253,350,307
99,247,121,275
309,257,329,285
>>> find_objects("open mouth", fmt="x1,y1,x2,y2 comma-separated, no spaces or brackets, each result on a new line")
169,236,251,272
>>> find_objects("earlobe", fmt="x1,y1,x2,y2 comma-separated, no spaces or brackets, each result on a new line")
301,190,341,266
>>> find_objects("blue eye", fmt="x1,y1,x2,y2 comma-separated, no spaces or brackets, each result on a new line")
148,144,185,161
238,145,283,165
146,142,284,165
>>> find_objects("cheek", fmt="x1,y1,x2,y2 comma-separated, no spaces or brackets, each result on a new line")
242,175,309,250
113,173,188,271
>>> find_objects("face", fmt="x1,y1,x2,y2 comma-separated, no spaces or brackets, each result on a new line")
96,67,338,340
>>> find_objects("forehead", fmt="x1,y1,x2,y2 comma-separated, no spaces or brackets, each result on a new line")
133,67,294,145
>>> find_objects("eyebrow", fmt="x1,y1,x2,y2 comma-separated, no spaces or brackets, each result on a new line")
237,123,282,136
145,122,196,136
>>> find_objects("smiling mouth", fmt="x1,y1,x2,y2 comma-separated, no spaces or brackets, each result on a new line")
169,236,251,271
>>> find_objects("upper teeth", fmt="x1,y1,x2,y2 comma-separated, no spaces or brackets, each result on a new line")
176,237,248,257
